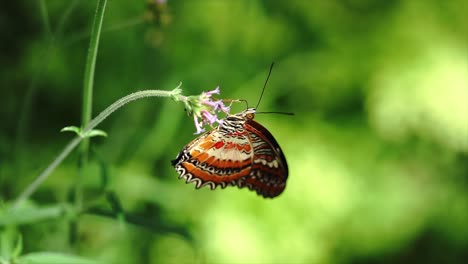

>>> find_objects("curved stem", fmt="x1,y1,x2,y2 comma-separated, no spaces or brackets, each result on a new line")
12,88,184,210
13,137,82,210
83,88,181,133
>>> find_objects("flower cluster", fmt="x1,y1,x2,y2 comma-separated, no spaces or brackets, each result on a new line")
184,87,231,134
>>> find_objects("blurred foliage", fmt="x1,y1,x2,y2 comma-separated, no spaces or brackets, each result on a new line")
1,0,467,263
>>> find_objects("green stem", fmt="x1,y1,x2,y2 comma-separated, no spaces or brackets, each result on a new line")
38,0,51,36
12,87,183,210
84,88,181,134
77,0,107,211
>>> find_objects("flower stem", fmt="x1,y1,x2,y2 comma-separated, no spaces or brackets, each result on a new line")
77,0,107,212
12,88,182,210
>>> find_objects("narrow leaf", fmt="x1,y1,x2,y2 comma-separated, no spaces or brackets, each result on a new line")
18,252,100,264
0,204,72,226
12,233,23,258
60,126,82,136
85,129,107,138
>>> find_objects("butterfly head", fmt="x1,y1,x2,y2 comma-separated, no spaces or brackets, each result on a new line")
230,107,256,120
220,107,256,131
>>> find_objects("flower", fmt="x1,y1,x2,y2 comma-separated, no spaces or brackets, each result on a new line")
183,86,230,134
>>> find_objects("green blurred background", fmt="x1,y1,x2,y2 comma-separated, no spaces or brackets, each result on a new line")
1,0,467,263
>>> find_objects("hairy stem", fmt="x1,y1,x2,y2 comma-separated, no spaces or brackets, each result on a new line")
12,87,183,210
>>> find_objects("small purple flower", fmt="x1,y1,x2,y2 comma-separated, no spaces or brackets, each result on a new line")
193,115,205,134
203,86,220,96
184,86,230,134
203,99,231,112
202,110,218,124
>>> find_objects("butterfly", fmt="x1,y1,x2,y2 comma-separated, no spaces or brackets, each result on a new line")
171,107,288,198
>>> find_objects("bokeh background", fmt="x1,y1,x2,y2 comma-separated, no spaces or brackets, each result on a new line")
1,0,467,263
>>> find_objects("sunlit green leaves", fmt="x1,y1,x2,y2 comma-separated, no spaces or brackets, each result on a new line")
0,203,74,226
17,252,99,264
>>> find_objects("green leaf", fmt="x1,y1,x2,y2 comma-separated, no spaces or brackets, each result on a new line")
0,226,19,260
12,233,23,259
105,192,124,214
60,127,107,138
17,252,100,264
60,126,83,136
85,129,107,138
0,204,73,226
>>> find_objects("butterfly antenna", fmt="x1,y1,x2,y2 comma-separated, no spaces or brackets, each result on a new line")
257,111,294,116
256,62,275,110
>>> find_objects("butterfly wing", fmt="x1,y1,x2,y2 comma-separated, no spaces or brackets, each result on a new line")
241,119,288,198
172,120,288,198
171,128,255,190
